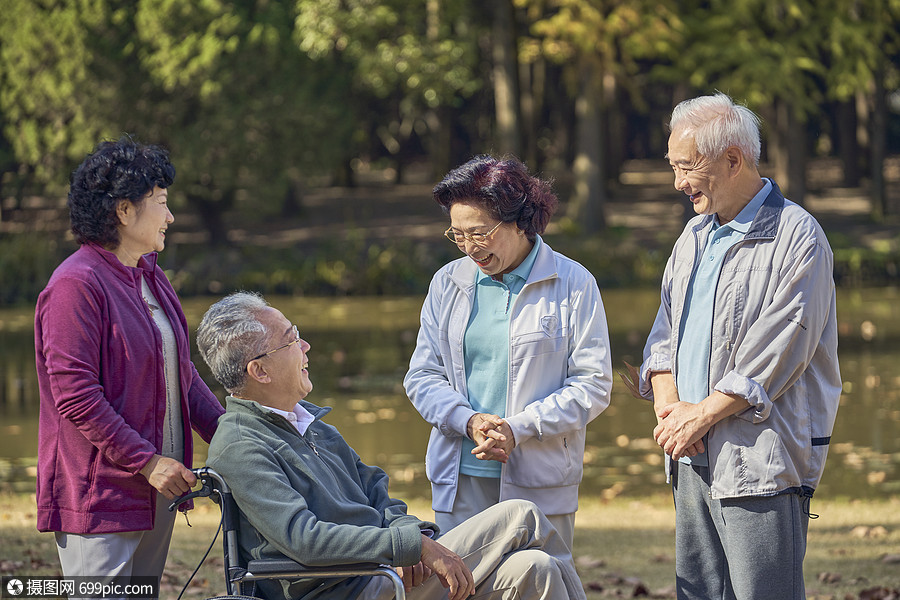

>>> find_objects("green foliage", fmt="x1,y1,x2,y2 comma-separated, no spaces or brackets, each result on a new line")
0,233,71,306
820,0,900,100
163,232,458,298
127,0,358,243
650,0,900,120
294,0,481,107
1,0,360,244
523,0,682,103
0,0,107,188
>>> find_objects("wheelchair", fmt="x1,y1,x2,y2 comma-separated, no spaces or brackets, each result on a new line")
169,467,406,599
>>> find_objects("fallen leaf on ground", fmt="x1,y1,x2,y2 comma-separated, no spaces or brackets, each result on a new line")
859,587,900,600
850,525,889,538
818,572,843,584
0,560,24,573
576,555,606,568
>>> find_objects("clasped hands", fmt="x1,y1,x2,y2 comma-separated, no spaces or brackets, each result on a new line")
653,402,707,460
466,413,515,463
652,374,750,460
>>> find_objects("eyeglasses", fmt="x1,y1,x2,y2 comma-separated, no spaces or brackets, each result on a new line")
444,221,503,245
247,325,301,365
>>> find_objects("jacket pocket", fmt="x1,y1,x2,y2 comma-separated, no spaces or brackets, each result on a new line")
425,429,459,485
505,432,581,488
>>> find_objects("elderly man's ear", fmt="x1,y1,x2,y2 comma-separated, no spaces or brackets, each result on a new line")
725,146,743,172
245,359,272,384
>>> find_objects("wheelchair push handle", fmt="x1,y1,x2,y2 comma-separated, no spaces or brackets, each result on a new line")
168,467,213,512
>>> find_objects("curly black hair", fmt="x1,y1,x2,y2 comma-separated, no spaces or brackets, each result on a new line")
432,155,558,241
67,137,176,247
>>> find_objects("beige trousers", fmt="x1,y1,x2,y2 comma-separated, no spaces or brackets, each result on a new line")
361,499,586,600
435,475,576,552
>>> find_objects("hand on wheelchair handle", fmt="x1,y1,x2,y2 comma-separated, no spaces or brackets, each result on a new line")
168,469,212,512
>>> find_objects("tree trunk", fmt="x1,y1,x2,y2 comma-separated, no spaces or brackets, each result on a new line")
870,66,888,218
604,73,625,188
566,60,606,233
491,0,522,156
787,109,807,205
281,179,302,218
519,58,540,169
427,106,454,180
190,191,233,248
770,98,806,205
835,99,861,187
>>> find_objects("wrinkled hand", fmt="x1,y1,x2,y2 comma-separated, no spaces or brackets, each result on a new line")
395,561,433,591
649,372,704,459
467,413,515,463
139,455,197,500
653,402,709,461
420,535,475,600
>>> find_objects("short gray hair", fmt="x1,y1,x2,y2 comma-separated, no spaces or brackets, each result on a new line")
197,292,271,394
669,93,761,166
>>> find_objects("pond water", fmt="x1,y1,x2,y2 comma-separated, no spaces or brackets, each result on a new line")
1,287,898,502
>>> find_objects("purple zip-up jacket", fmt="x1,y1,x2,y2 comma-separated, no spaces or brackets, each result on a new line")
34,243,224,534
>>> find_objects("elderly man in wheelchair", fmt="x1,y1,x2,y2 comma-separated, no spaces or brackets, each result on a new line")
193,292,587,600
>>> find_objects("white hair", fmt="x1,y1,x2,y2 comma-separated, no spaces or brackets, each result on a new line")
197,291,271,394
669,93,761,166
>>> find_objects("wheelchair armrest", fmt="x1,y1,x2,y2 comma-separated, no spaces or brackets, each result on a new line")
245,558,307,574
246,558,395,576
242,558,407,599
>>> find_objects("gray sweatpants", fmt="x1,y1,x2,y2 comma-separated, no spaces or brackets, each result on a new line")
362,499,586,600
673,461,809,600
55,492,177,600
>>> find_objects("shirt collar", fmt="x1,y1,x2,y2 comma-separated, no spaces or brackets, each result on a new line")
264,402,315,435
475,235,542,284
719,178,771,234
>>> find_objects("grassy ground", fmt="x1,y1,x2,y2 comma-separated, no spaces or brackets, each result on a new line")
2,492,899,599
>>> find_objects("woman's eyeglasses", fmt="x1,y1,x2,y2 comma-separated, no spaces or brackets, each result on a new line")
444,221,503,245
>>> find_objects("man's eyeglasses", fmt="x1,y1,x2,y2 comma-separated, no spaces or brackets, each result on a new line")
444,221,503,245
247,325,301,365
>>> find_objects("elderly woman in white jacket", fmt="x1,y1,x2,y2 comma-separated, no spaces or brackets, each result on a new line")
404,155,612,550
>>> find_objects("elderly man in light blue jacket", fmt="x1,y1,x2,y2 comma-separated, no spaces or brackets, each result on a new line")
639,93,841,600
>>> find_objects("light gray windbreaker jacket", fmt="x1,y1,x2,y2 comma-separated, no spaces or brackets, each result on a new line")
404,236,612,516
639,181,841,499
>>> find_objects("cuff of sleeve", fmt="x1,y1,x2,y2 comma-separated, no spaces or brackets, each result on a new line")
129,448,158,477
391,523,424,567
504,414,535,445
446,405,477,438
639,354,671,399
715,371,771,423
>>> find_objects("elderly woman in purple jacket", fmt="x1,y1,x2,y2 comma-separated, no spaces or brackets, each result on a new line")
34,138,224,584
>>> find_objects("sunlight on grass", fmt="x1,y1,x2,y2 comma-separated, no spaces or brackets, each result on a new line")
2,493,898,599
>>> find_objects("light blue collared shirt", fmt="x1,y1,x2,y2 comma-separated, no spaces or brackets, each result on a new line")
675,179,771,465
459,237,541,477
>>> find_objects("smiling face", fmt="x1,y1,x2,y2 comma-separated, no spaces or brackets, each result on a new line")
114,186,174,267
256,307,313,402
448,202,533,277
667,128,740,222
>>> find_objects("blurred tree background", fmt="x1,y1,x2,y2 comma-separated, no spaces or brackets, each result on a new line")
1,0,899,303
